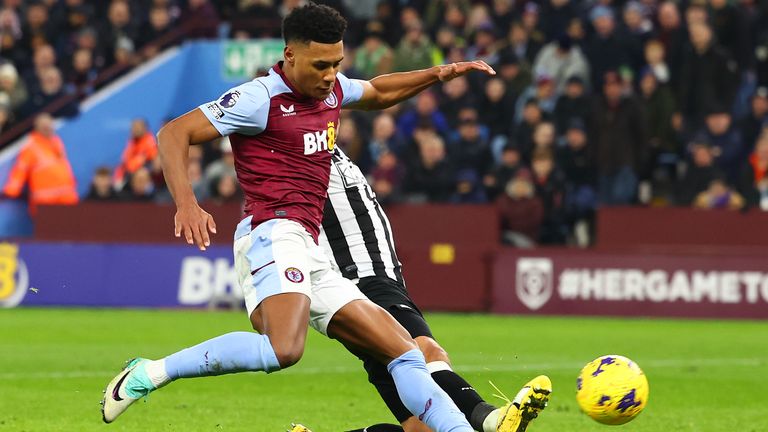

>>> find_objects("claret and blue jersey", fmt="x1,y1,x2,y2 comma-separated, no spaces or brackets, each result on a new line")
198,61,364,240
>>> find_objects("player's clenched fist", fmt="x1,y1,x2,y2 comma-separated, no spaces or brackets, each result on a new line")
174,203,217,250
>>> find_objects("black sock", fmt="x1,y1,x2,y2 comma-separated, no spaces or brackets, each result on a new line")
432,370,496,431
470,401,498,431
346,425,404,432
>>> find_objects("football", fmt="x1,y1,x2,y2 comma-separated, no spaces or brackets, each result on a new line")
576,355,649,425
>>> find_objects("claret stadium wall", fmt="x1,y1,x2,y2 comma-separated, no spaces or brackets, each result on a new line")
2,203,768,319
0,43,767,319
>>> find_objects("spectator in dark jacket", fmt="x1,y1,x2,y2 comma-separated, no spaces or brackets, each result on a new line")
484,143,529,200
619,1,649,74
403,133,455,202
450,114,493,177
66,48,98,93
758,29,768,89
708,0,743,71
19,2,56,54
21,67,78,118
137,6,175,57
677,136,724,205
558,118,595,187
96,0,139,68
23,43,57,94
557,117,597,244
370,150,405,205
53,2,94,46
119,166,156,201
497,176,544,247
439,76,477,127
589,71,647,205
494,49,533,99
541,0,578,41
638,66,680,184
553,75,589,136
678,21,738,130
531,148,567,244
514,98,545,163
738,133,768,210
479,77,516,139
180,0,220,39
740,87,768,154
451,168,487,204
639,67,678,155
654,1,686,87
703,111,744,183
86,166,118,201
584,6,632,89
558,117,597,216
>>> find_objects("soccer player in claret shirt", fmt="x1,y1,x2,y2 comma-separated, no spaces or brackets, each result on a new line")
319,148,551,432
100,4,496,431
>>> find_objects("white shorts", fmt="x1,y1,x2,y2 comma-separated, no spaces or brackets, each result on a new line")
233,216,367,335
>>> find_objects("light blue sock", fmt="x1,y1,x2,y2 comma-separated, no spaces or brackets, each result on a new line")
164,331,281,379
387,349,473,432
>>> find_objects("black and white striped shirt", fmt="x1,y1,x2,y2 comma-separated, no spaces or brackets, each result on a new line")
319,148,403,283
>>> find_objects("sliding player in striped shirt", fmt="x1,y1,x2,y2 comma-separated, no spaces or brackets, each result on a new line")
319,147,552,432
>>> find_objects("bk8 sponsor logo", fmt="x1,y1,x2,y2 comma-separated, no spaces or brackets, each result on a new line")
178,256,241,305
0,243,29,308
303,121,337,155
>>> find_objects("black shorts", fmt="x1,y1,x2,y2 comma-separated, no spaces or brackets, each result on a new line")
357,276,433,340
353,276,435,423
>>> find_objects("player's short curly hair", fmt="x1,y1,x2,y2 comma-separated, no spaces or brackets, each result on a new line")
282,3,347,45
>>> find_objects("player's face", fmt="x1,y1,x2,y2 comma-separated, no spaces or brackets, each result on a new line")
286,40,344,100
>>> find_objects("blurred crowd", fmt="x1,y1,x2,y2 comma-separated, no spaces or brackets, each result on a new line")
4,0,768,247
85,117,242,206
0,0,221,133
327,0,768,246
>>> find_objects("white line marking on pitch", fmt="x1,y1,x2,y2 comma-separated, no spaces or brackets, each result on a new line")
0,358,761,380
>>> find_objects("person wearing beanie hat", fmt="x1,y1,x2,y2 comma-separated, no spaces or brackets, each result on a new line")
553,74,589,135
703,109,743,183
494,47,533,96
557,115,597,243
683,127,743,208
584,3,637,90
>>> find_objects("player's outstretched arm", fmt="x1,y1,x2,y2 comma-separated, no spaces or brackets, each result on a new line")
157,108,221,250
346,61,495,111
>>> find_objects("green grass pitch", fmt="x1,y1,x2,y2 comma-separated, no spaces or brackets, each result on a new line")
1,308,765,431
